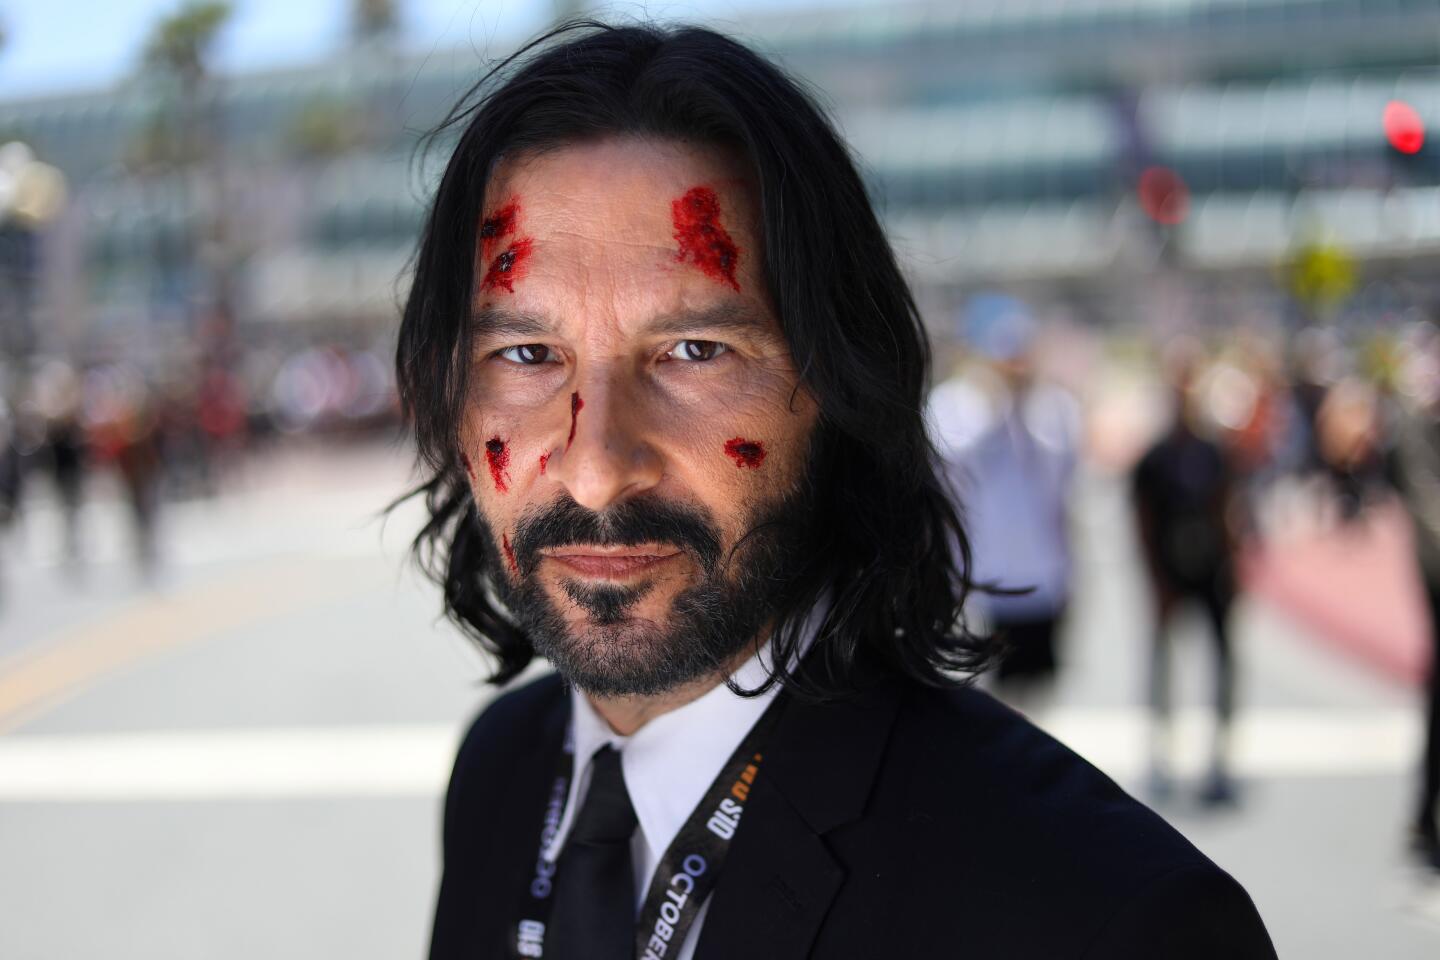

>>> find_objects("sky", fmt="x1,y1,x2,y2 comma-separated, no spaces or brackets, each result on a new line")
0,0,837,99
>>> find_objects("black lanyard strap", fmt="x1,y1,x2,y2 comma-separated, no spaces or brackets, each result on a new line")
508,691,787,960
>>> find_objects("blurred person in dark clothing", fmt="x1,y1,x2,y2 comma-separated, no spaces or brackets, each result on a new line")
44,408,85,569
0,403,21,523
1394,351,1440,872
32,361,88,569
0,401,23,598
1287,326,1342,477
1315,378,1387,523
87,367,167,577
197,361,248,485
398,22,1275,959
113,388,165,577
1132,345,1240,807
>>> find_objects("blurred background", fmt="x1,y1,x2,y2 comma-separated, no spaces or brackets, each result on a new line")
1,0,1439,956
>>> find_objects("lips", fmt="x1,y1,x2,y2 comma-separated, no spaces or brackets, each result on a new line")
542,546,683,579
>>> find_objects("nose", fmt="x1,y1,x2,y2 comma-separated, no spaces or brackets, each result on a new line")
545,370,664,512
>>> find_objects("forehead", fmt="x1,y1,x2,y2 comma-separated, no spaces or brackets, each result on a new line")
475,137,765,318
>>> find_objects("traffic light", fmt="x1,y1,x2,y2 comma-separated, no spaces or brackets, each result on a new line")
1384,100,1425,155
1384,99,1436,184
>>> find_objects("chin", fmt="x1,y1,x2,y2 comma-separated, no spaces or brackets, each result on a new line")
528,598,739,698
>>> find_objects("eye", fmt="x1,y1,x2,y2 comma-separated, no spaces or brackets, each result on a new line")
668,340,730,362
497,344,559,365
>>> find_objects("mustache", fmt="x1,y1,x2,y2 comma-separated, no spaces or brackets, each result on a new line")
509,493,723,576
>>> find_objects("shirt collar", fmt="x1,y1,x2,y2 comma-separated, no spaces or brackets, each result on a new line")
548,647,781,868
542,593,830,867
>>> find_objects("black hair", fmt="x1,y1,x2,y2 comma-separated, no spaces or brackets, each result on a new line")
391,19,996,697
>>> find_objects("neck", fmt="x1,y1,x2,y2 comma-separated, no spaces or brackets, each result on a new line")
585,645,756,736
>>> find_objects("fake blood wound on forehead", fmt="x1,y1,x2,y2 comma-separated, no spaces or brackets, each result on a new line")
566,392,584,450
479,237,534,294
672,186,741,291
460,452,476,483
479,201,519,261
501,533,519,574
485,437,510,493
723,438,766,469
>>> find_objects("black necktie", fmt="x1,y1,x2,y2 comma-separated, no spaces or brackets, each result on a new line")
547,745,637,959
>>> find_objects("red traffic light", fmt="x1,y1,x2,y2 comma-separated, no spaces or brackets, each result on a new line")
1137,166,1190,226
1384,100,1425,155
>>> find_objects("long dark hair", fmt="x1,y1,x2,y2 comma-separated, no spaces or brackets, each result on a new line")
392,20,995,697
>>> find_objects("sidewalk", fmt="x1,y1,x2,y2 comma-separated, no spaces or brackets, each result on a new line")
1243,501,1431,686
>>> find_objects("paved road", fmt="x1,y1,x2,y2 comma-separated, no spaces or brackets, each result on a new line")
0,436,1437,958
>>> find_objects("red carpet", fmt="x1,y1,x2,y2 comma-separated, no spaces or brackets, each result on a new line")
1242,502,1431,686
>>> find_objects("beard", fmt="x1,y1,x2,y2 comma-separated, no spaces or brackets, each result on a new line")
479,482,815,698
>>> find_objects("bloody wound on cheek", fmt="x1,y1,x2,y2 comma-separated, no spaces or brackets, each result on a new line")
538,452,550,475
566,392,584,450
485,437,510,492
672,186,740,291
724,438,766,469
501,533,518,573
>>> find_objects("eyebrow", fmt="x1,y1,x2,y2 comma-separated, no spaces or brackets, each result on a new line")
469,307,551,341
469,303,779,343
643,302,777,340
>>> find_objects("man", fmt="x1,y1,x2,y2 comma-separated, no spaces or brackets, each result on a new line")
928,299,1080,708
1131,345,1242,808
396,22,1276,959
1393,329,1440,872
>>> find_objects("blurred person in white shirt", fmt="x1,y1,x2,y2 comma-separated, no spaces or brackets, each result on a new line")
928,298,1081,711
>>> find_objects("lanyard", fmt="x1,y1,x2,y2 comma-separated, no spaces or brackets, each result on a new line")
509,691,787,959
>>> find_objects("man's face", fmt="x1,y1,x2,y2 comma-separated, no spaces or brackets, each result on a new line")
459,137,819,696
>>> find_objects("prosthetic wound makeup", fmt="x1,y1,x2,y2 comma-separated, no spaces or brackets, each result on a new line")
723,438,766,469
672,186,740,291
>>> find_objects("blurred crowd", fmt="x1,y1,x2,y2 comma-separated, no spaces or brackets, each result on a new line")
929,298,1440,868
0,338,398,578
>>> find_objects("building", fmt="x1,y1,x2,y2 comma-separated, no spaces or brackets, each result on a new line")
1,0,1438,359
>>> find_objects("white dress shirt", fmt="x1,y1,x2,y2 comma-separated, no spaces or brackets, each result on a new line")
541,647,783,960
927,374,1080,620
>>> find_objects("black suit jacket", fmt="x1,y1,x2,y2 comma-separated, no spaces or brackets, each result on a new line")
429,671,1277,958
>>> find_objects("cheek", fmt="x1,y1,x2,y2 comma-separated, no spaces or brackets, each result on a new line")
654,382,815,498
722,438,766,469
458,411,549,511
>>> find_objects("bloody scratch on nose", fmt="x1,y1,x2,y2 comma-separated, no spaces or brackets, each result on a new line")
566,392,584,450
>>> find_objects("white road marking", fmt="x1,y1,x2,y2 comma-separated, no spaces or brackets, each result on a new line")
1040,706,1421,779
0,725,461,801
0,706,1421,802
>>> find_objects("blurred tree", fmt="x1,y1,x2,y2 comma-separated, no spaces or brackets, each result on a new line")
352,0,400,47
286,96,365,160
142,2,232,86
282,0,405,162
128,2,237,342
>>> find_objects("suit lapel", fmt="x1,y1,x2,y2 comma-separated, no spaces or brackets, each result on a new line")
693,775,844,960
694,678,902,960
